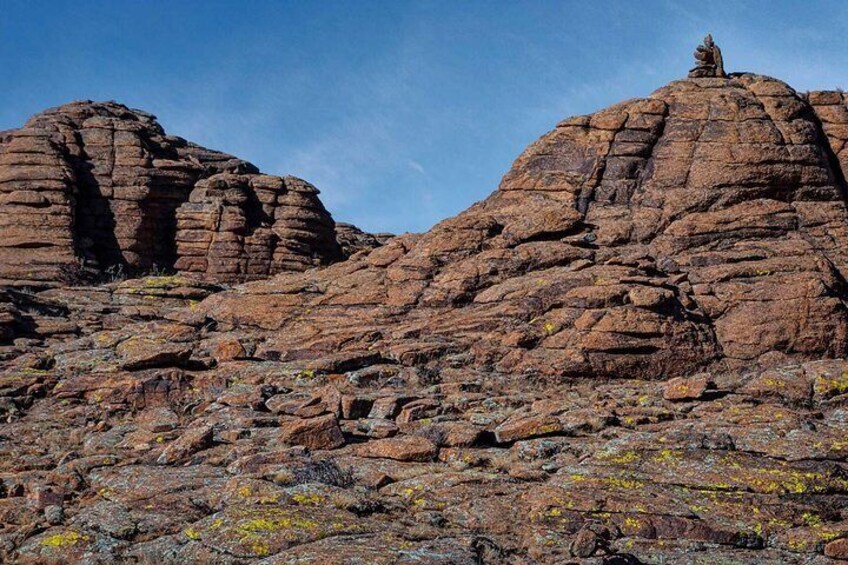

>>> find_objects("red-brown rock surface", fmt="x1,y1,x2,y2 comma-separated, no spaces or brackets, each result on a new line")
200,74,848,380
4,74,848,564
174,173,340,280
0,101,351,286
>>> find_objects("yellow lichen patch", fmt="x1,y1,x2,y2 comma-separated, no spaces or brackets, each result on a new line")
711,461,847,495
823,440,848,459
605,476,645,489
250,541,271,556
236,516,319,536
291,492,324,506
623,516,642,530
184,527,201,540
398,484,425,499
93,333,115,347
801,512,822,527
652,449,683,464
719,453,743,469
814,371,848,397
816,528,843,542
779,526,842,553
143,275,189,288
542,322,556,335
538,423,562,435
598,450,640,464
41,530,90,548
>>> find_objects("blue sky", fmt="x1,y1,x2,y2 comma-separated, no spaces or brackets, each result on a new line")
2,1,847,234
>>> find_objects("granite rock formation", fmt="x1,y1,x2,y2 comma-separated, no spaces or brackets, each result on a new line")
199,73,848,380
4,72,848,564
0,101,344,286
174,174,340,281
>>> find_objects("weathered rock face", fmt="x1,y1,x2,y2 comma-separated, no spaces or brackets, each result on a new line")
0,101,342,286
810,89,848,189
201,74,848,380
174,173,340,281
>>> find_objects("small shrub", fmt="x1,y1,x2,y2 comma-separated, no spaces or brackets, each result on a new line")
102,263,126,283
416,424,447,447
293,459,355,488
57,260,100,286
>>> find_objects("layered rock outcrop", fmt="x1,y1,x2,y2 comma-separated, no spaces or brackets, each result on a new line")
810,89,848,186
0,101,343,286
200,74,848,380
174,174,339,280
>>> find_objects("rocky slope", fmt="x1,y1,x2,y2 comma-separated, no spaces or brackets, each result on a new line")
3,75,848,563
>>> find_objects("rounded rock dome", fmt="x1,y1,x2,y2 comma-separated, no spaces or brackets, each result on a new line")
203,74,848,379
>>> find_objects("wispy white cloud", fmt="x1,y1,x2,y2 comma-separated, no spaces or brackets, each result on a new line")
407,159,425,175
281,117,396,208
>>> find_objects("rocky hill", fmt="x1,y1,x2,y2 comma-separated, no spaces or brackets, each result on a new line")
3,71,848,564
199,74,848,381
0,101,354,286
